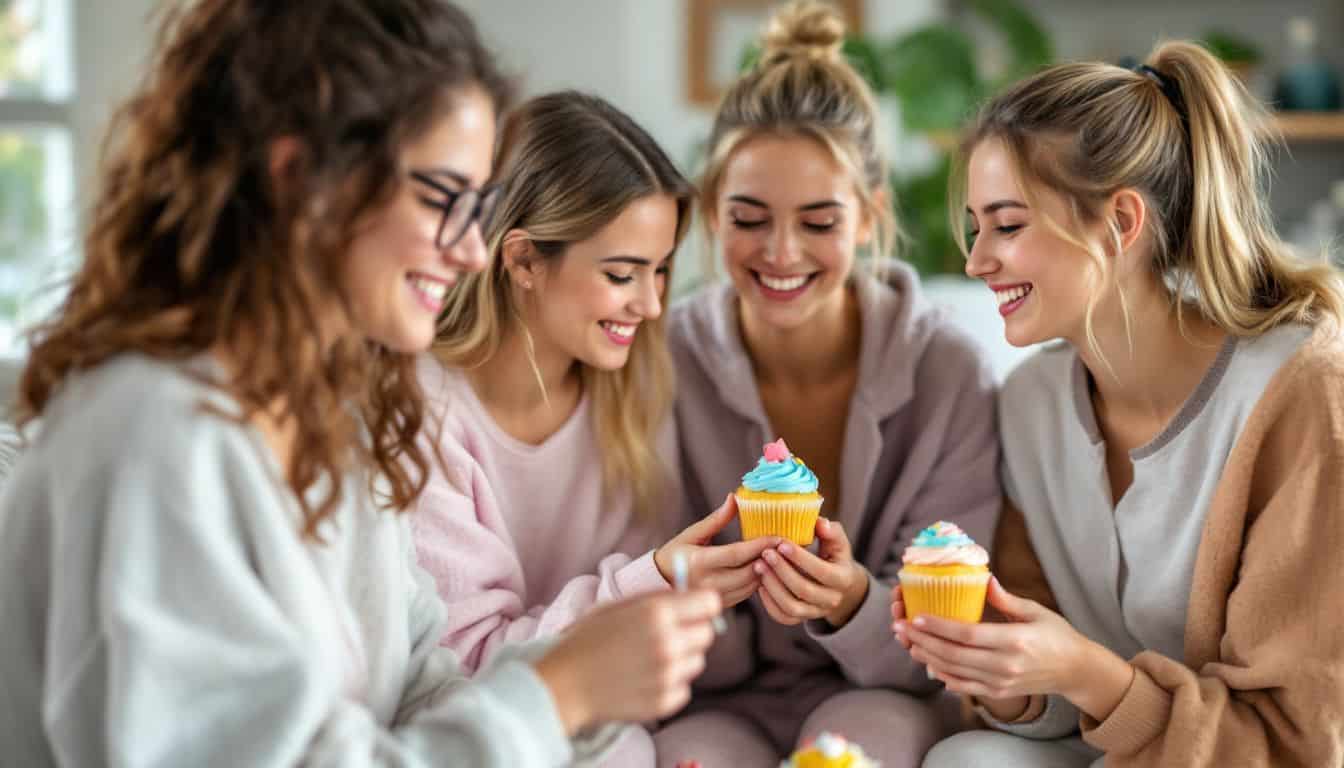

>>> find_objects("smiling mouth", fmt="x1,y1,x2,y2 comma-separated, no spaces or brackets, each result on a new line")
751,270,816,295
408,272,451,311
599,320,638,344
994,283,1032,306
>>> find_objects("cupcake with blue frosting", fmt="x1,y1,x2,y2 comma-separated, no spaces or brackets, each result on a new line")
735,438,824,546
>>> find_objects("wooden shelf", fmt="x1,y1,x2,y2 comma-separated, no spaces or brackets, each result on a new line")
1271,112,1344,142
920,112,1344,152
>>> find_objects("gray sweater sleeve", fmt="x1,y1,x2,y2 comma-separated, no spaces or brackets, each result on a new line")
43,407,574,767
975,695,1082,740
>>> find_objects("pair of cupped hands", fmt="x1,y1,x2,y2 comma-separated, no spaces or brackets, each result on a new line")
534,494,870,735
654,493,872,629
889,572,1107,722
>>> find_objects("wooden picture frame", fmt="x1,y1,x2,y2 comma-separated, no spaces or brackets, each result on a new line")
686,0,863,106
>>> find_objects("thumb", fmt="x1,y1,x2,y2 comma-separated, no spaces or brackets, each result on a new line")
986,575,1039,621
815,517,851,560
679,494,737,544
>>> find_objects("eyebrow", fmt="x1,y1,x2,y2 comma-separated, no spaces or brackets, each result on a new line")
967,200,1029,216
417,168,470,187
600,254,674,267
727,194,843,212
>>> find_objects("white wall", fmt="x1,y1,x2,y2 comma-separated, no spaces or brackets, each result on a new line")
72,0,159,221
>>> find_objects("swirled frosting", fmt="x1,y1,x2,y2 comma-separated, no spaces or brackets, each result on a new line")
741,438,819,494
902,521,989,566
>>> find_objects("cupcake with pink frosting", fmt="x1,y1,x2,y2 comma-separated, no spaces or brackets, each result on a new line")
897,521,991,623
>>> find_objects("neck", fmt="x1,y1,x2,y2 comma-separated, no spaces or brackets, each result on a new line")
739,282,861,388
211,337,298,468
1073,280,1226,425
466,322,580,413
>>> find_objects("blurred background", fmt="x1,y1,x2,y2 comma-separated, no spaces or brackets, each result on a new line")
2,0,1342,377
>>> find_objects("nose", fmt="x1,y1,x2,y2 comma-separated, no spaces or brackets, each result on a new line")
964,235,997,280
446,221,489,275
633,273,663,320
764,224,801,267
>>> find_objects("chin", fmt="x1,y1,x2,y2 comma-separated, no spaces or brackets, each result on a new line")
372,325,434,355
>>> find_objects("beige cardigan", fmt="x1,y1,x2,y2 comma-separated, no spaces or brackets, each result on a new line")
991,324,1344,766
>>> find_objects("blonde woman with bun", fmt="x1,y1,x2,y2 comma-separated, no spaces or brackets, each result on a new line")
901,41,1344,768
658,2,1001,766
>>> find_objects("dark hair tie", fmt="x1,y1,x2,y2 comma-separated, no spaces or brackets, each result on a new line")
1136,64,1188,123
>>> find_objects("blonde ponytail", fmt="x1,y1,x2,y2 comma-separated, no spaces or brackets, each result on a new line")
954,39,1343,354
1149,41,1344,332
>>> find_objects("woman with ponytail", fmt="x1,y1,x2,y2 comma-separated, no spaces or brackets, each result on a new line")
900,40,1344,767
660,1,1000,765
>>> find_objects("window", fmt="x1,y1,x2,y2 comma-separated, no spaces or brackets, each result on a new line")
0,0,74,355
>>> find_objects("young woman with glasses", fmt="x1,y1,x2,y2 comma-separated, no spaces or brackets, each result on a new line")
0,2,722,765
415,90,778,766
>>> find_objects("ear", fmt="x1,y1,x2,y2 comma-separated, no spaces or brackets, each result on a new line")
1109,188,1147,256
267,136,306,202
703,200,722,237
500,229,540,288
856,186,888,247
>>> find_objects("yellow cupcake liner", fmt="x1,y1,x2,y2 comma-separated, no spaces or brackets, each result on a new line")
735,494,823,546
898,569,991,623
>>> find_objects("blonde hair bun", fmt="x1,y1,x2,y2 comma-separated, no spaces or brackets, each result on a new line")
761,0,846,63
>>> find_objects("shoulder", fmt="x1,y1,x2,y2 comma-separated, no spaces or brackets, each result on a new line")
36,354,255,466
1252,324,1344,428
999,342,1074,410
666,282,732,357
9,354,275,528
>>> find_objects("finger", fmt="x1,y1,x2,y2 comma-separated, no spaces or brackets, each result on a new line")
671,621,717,657
676,494,738,544
702,561,759,595
986,575,1041,622
890,585,906,620
773,539,847,588
908,644,1003,688
814,517,854,561
761,549,843,612
923,663,999,699
910,613,1011,648
697,536,780,570
666,587,724,623
758,566,825,621
757,581,801,625
903,623,1011,679
722,580,759,607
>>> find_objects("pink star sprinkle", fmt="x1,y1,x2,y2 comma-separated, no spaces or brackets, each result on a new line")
763,438,790,463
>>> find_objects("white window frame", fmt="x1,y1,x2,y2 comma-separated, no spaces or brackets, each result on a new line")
0,0,76,355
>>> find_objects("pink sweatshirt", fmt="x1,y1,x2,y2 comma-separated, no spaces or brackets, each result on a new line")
411,355,674,674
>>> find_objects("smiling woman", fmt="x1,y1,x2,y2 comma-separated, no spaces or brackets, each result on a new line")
658,2,1001,766
415,91,774,767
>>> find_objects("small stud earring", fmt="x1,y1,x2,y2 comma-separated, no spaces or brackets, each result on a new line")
521,280,532,290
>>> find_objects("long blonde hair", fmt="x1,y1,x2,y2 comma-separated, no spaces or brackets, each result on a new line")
434,91,692,524
953,40,1344,363
699,0,897,278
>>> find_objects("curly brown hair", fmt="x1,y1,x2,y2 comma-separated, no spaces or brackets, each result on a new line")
18,0,511,537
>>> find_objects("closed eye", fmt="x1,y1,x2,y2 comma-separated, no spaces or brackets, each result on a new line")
731,217,767,230
605,273,634,285
803,221,836,233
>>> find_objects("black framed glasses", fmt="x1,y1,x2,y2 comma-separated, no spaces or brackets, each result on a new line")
410,170,502,249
